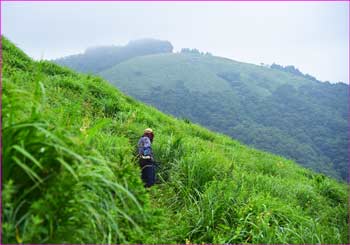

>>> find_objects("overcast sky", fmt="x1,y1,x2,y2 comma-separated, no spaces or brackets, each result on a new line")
2,1,349,83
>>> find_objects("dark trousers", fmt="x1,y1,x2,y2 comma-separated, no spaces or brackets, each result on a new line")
139,158,155,187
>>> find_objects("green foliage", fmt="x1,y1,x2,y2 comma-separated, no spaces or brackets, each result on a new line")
2,37,349,244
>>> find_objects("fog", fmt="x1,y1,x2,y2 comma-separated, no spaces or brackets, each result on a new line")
2,1,349,83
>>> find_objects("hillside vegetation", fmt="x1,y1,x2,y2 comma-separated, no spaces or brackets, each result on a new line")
3,37,349,244
97,50,347,181
55,40,348,181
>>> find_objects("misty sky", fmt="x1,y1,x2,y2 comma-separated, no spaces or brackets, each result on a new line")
2,1,349,83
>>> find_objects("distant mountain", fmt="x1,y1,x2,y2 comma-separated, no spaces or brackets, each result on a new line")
55,41,348,181
53,38,173,73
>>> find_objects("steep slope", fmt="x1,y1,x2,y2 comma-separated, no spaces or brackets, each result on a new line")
53,39,173,73
2,37,349,244
98,52,348,180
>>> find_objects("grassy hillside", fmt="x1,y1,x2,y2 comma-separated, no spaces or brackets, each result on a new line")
2,37,349,244
100,52,312,95
98,52,348,180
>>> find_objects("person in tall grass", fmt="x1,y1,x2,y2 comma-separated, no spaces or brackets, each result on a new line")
138,128,156,187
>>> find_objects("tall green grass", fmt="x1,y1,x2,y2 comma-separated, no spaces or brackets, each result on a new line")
2,37,349,243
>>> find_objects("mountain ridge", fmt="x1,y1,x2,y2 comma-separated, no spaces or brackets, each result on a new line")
53,38,173,74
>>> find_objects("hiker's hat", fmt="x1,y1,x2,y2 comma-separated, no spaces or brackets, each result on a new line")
144,128,153,134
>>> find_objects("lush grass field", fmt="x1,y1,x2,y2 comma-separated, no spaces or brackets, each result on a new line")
2,37,349,243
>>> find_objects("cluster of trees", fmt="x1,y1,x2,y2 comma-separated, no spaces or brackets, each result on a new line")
270,63,317,81
181,48,212,56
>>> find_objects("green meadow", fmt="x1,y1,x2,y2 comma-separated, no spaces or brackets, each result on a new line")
2,37,349,244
